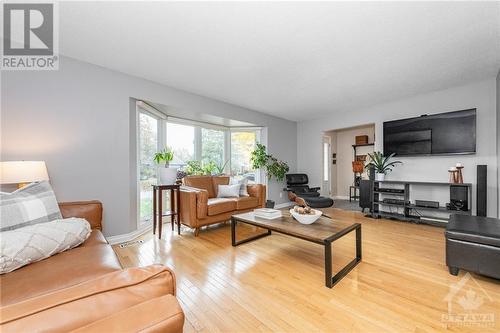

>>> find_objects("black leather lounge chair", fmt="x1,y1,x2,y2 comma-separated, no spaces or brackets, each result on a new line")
285,173,334,208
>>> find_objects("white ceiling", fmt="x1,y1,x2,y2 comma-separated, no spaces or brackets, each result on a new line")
59,1,500,121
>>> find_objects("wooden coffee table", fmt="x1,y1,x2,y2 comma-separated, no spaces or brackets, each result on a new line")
231,210,361,288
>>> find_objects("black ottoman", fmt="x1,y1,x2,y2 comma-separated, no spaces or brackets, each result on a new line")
445,214,500,279
300,196,334,208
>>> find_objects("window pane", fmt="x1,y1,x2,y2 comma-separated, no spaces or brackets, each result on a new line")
167,122,194,167
231,131,257,183
201,128,225,167
139,113,158,221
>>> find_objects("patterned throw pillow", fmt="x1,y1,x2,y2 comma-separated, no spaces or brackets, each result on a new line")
0,218,91,274
0,181,62,232
230,177,249,197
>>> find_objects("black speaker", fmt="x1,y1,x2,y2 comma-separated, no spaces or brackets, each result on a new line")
477,165,487,217
449,185,468,211
368,166,375,181
359,180,373,212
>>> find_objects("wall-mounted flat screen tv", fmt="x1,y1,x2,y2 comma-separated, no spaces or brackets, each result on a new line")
383,109,476,156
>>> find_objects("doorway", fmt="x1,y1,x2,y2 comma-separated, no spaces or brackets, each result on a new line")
323,124,375,200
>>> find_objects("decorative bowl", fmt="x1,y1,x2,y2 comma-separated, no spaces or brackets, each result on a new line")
289,208,322,225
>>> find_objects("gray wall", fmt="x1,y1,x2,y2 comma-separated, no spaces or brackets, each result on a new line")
298,79,499,218
497,70,500,217
1,56,297,236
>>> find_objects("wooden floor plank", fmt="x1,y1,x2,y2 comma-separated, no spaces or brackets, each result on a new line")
113,208,500,332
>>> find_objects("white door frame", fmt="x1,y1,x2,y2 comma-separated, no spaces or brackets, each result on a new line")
322,135,332,197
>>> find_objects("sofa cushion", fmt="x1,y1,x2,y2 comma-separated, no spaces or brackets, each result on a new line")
235,196,259,210
207,198,237,216
0,230,122,306
446,215,500,247
184,176,216,198
217,184,241,198
0,181,62,231
212,176,230,197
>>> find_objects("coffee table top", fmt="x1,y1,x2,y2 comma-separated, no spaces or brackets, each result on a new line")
232,209,359,244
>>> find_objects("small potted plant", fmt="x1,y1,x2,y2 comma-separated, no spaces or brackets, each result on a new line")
154,147,177,184
366,151,402,181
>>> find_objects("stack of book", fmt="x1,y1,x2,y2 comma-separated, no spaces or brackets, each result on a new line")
253,208,282,219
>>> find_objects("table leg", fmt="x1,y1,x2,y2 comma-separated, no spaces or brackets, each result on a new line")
170,189,174,231
231,218,271,246
324,225,362,288
177,188,181,235
153,188,157,235
158,189,162,239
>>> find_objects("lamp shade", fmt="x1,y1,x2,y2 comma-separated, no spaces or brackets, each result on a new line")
0,161,49,184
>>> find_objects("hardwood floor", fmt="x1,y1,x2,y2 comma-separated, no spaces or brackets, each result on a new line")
113,209,500,332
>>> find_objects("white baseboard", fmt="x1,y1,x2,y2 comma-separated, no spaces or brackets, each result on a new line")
106,223,152,245
275,201,293,209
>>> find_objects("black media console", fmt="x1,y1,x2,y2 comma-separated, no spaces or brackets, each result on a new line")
370,180,472,227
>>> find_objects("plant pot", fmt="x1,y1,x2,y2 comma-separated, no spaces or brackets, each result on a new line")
375,173,385,181
159,167,178,185
265,200,275,209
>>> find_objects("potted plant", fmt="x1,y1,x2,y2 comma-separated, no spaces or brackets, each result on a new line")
365,151,402,181
250,143,290,208
154,147,177,184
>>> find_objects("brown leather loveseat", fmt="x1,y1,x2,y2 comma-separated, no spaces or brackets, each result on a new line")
180,176,266,236
0,201,184,333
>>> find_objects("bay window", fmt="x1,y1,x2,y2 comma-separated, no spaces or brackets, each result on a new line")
136,102,261,225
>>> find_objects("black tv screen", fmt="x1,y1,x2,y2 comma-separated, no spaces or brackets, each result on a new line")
383,109,476,156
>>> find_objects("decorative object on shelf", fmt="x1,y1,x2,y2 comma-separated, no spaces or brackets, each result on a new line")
448,166,458,183
154,147,177,185
352,160,364,186
365,152,402,182
250,143,290,182
355,135,369,145
455,163,464,184
0,161,49,188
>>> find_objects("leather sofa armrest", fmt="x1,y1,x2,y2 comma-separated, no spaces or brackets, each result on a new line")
247,184,266,207
180,186,208,224
58,200,103,230
69,295,184,333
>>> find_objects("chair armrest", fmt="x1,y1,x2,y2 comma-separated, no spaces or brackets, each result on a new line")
58,200,102,230
180,186,208,223
247,184,266,207
70,295,184,333
309,187,321,192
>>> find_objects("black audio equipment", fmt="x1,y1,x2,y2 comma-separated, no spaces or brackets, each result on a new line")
378,188,405,194
368,166,375,181
383,198,408,205
449,185,468,211
359,180,373,212
415,200,440,209
477,165,487,217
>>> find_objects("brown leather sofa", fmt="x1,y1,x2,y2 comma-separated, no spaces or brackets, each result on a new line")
0,201,184,333
180,176,266,236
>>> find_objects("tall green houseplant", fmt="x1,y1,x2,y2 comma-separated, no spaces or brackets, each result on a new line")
250,143,290,182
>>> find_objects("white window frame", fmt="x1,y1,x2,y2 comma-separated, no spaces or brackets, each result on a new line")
136,102,166,227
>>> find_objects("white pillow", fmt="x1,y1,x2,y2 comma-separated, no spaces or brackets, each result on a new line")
230,178,249,197
0,218,91,274
217,184,241,198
